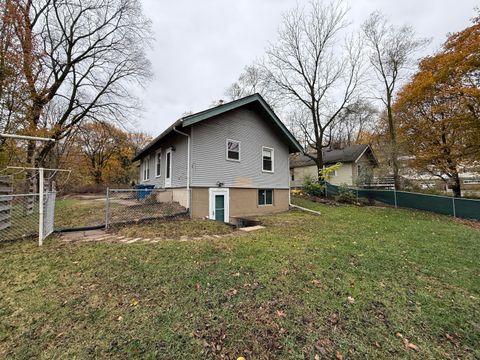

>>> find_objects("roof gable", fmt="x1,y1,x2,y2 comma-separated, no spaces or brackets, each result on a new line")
290,144,379,168
133,94,303,161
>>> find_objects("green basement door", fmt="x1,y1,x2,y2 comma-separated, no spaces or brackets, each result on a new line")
215,195,225,221
209,188,229,223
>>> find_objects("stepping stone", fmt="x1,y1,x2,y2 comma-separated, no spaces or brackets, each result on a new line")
239,225,265,232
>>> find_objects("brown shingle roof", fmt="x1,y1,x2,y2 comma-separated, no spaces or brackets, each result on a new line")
290,144,377,168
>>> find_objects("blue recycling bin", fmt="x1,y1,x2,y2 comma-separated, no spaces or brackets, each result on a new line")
135,184,155,200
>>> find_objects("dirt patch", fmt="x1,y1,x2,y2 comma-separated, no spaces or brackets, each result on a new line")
454,218,480,229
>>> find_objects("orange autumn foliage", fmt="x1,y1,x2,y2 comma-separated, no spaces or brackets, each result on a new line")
394,13,480,196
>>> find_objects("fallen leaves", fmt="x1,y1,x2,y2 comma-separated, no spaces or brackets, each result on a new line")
226,288,238,297
347,296,355,304
445,333,460,347
275,310,286,318
396,332,419,352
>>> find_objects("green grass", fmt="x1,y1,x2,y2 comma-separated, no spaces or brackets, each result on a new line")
54,198,105,228
113,219,233,239
0,198,479,359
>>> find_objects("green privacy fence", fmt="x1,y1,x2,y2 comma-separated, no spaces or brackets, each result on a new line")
325,182,480,221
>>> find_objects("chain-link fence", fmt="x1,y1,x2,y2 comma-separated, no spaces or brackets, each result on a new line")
325,182,480,221
105,188,188,228
0,193,40,242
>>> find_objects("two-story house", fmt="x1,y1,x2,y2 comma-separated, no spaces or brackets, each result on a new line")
132,94,303,223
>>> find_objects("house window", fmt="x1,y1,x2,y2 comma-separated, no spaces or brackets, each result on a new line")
258,189,273,205
142,156,150,181
155,149,162,177
166,150,171,179
226,139,240,161
262,147,274,172
291,172,295,181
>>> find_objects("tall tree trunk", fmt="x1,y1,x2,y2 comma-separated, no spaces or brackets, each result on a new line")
386,94,400,189
451,171,461,198
315,149,324,182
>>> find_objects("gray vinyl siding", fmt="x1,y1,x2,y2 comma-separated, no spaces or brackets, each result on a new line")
139,132,189,188
191,107,290,189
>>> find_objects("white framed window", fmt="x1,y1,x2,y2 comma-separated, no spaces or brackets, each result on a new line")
258,189,273,205
155,149,162,178
262,146,274,173
226,139,241,161
142,156,150,181
464,178,480,185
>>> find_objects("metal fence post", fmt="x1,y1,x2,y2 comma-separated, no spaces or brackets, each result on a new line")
105,187,110,229
452,196,456,217
38,168,44,246
393,186,398,208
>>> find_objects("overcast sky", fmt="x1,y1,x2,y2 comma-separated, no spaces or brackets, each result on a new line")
137,0,477,135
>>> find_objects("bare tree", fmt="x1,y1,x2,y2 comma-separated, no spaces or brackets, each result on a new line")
8,0,152,167
330,100,378,148
362,11,429,189
262,1,364,178
225,64,275,102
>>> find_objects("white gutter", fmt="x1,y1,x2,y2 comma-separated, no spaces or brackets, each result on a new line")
173,126,191,216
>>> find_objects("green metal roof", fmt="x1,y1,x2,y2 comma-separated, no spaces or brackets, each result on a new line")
133,93,303,161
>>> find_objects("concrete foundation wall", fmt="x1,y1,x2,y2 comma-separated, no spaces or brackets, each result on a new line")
155,188,189,208
191,187,289,220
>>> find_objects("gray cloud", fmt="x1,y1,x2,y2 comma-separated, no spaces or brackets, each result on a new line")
137,0,477,135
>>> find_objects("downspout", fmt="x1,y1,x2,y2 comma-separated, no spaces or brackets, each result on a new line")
173,126,191,217
288,153,291,206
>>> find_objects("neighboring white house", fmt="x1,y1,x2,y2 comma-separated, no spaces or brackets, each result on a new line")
289,144,379,187
133,94,303,223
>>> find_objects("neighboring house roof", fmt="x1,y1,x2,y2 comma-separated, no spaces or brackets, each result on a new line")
133,93,303,161
290,144,379,168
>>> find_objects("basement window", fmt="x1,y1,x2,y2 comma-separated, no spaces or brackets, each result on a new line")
258,189,273,206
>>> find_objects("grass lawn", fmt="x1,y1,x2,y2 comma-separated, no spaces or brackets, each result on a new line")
54,198,105,228
0,198,479,359
113,219,233,239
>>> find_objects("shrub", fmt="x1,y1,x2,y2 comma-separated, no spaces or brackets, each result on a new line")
303,175,324,197
335,184,356,203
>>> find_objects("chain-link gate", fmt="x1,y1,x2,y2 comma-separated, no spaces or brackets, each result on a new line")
0,167,66,245
42,191,56,240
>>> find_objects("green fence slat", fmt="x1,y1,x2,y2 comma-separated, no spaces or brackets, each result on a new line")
454,198,480,220
324,182,480,221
